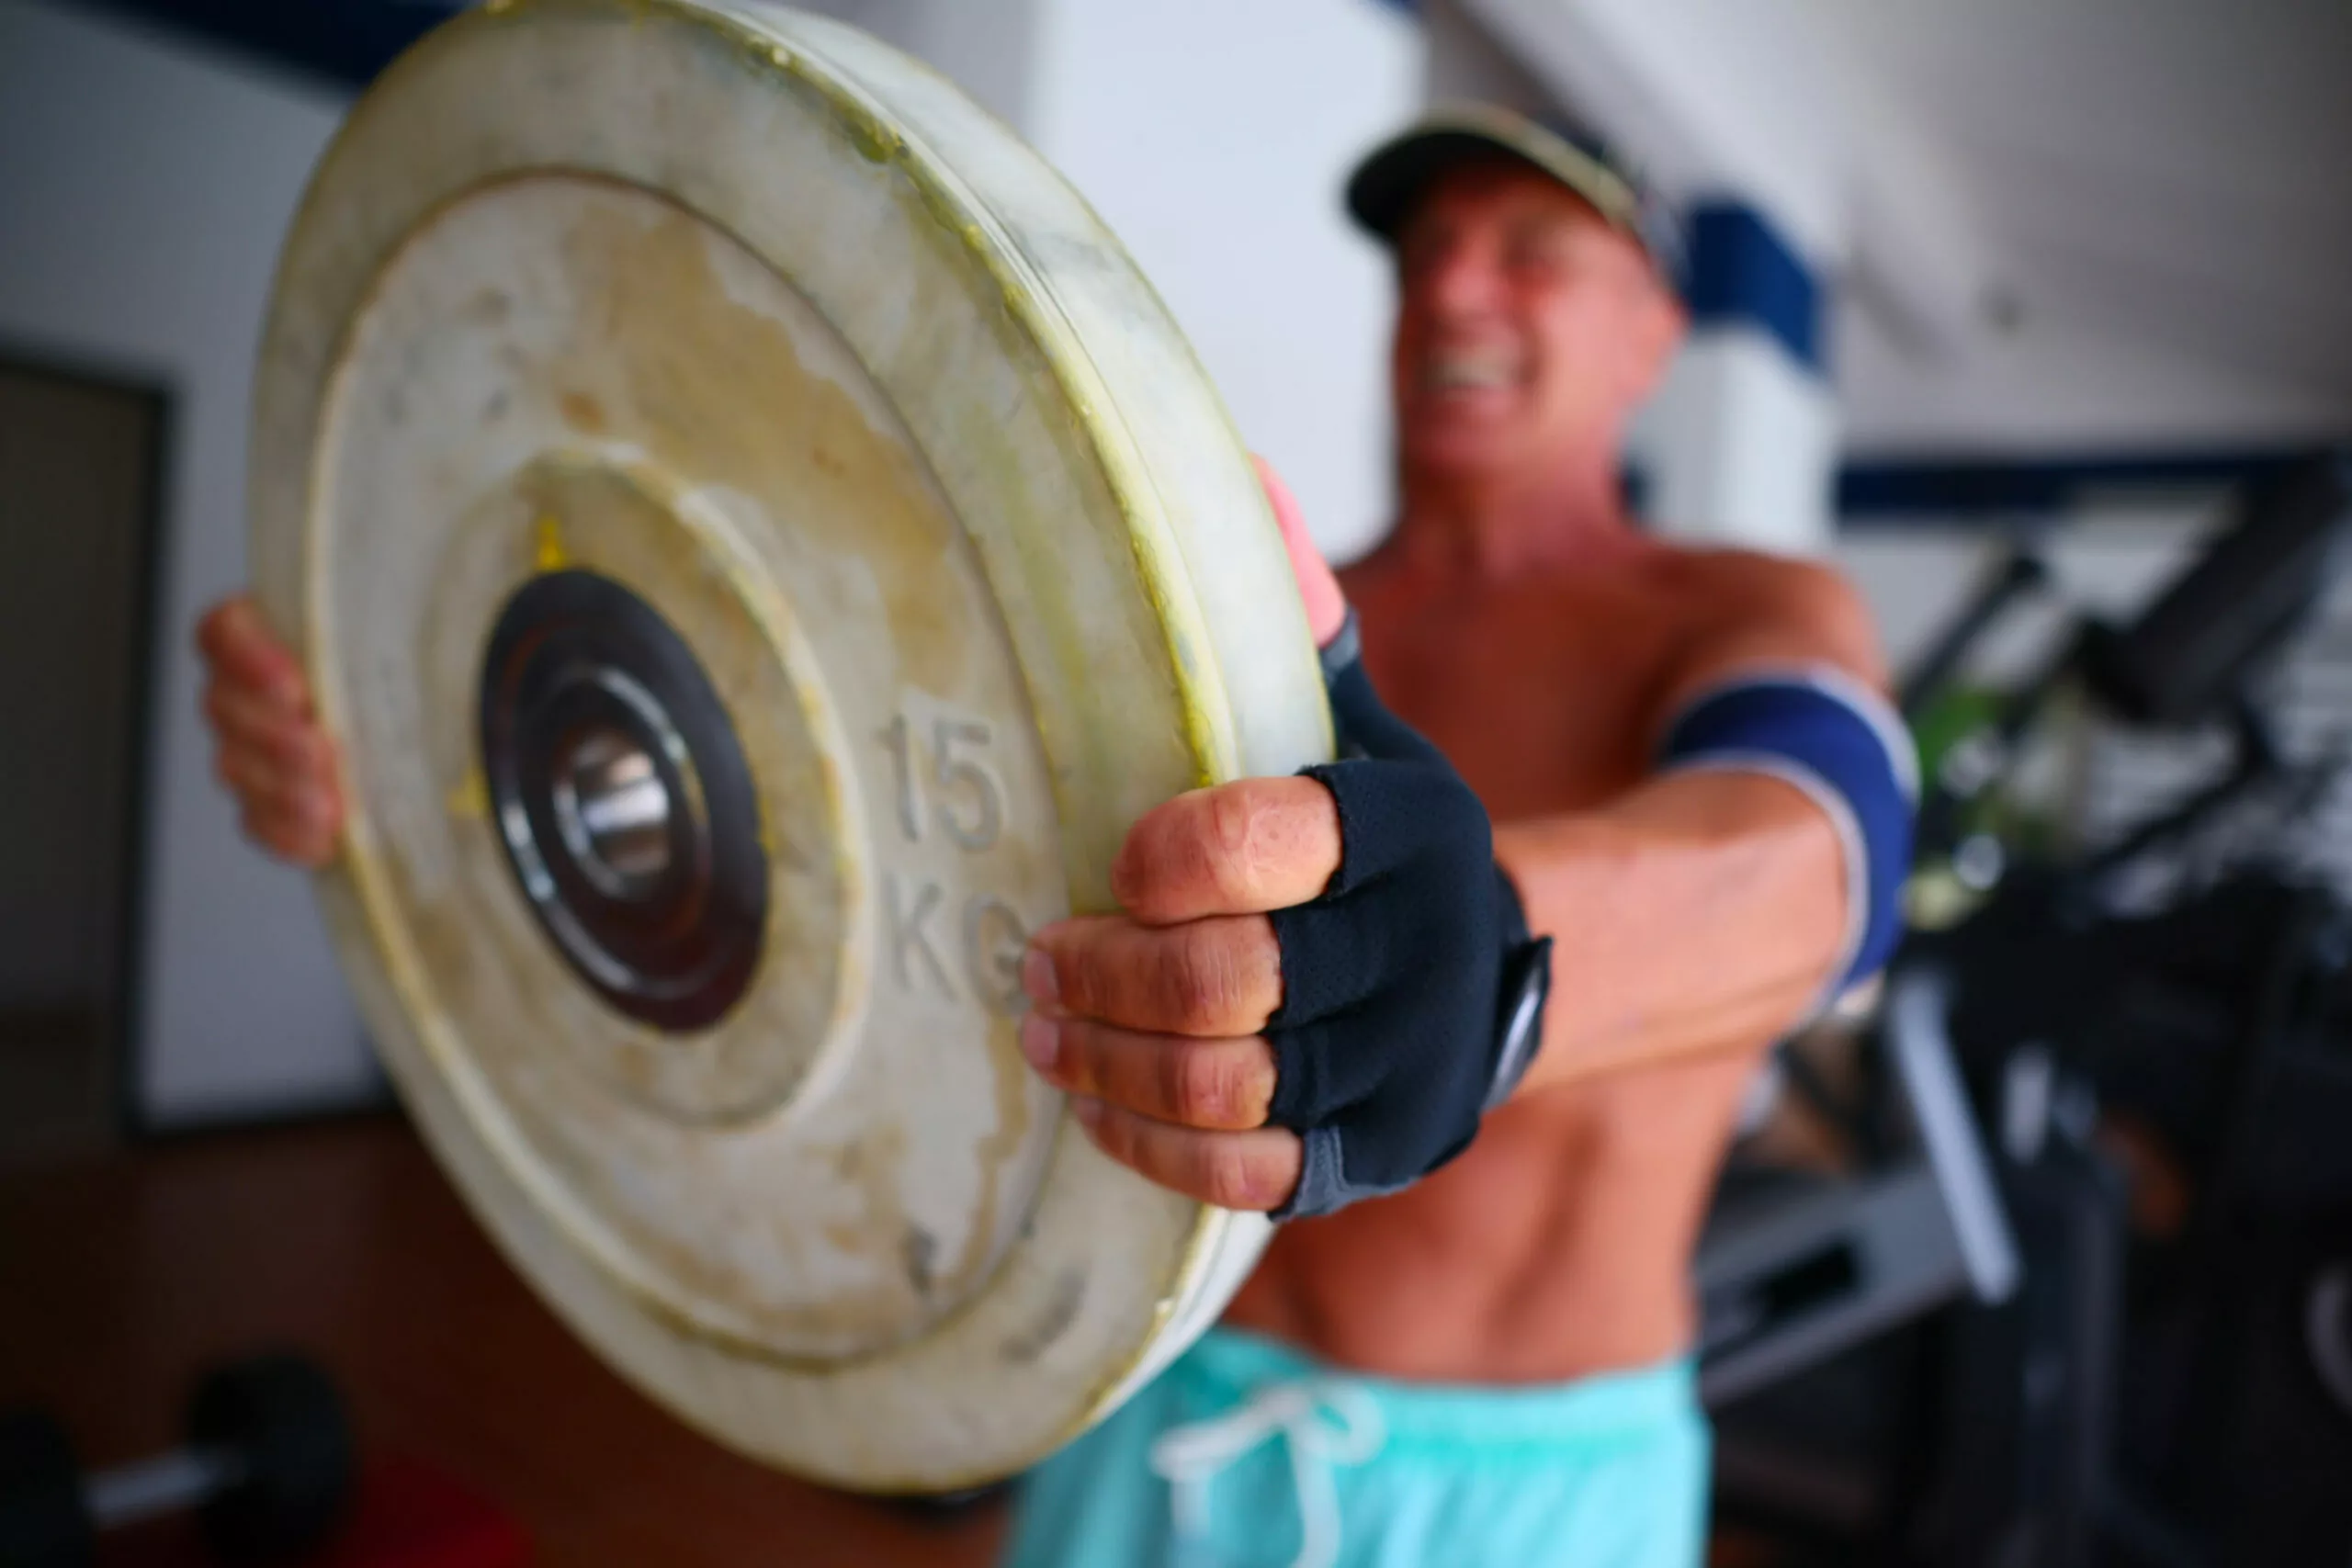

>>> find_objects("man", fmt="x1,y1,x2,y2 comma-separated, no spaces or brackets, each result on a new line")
200,107,1908,1567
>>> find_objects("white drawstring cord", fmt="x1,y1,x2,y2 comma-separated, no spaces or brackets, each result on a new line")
1148,1379,1386,1568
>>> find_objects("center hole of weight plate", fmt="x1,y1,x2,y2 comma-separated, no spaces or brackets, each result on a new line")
478,569,768,1032
552,724,674,897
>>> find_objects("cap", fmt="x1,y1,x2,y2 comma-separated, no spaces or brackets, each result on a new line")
1344,103,1683,284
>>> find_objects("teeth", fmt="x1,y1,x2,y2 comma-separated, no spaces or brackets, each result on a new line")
1425,353,1514,391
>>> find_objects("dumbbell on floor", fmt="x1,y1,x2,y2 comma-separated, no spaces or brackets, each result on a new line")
0,1354,353,1567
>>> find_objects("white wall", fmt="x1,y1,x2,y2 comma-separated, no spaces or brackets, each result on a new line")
1023,0,1421,563
797,0,1041,130
0,0,378,1124
1641,329,1839,557
828,0,1421,560
1836,300,2352,459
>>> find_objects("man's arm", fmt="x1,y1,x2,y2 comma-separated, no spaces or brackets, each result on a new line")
1020,491,1907,1213
1504,558,1894,1094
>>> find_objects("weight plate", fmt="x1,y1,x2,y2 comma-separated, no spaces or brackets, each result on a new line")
248,0,1329,1491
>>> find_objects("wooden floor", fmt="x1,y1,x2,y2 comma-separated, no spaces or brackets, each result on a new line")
0,1114,1008,1566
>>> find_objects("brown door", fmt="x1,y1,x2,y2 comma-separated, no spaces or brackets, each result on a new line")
0,355,167,1161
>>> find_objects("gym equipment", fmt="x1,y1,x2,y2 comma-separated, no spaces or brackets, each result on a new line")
1697,968,2019,1409
1917,452,2351,864
246,0,1329,1492
2075,457,2350,729
1924,874,2352,1566
1712,451,2352,1564
0,1354,353,1567
1897,547,2049,721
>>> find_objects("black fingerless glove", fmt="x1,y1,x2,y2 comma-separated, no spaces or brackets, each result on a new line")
1265,614,1554,1220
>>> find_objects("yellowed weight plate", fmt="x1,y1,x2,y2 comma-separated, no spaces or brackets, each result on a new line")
247,0,1329,1491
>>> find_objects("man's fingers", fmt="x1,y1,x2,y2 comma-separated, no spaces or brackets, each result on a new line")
196,597,310,716
238,795,338,867
218,743,341,854
1068,1097,1302,1212
1111,776,1341,925
214,739,300,806
1252,456,1348,648
198,596,347,869
1026,912,1282,1037
1019,1014,1275,1131
204,681,336,783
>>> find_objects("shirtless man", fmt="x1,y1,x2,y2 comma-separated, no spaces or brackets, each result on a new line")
198,108,1907,1567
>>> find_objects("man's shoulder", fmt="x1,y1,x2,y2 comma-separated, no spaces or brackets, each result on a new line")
1644,539,1884,685
1644,539,1865,617
1645,537,1845,588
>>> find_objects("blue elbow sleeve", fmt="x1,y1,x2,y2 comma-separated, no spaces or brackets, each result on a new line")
1657,666,1918,997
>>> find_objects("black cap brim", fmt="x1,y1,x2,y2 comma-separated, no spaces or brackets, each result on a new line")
1344,106,1678,278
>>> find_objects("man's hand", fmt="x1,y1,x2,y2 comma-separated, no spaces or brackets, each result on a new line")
1021,775,1341,1210
1021,461,1545,1216
195,596,345,866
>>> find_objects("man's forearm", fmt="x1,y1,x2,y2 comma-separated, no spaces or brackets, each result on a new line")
1497,768,1848,1096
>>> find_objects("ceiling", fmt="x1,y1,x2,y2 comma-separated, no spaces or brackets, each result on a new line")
1809,0,2352,446
65,0,2352,460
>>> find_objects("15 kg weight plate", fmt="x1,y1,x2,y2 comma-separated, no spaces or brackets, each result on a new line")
247,0,1329,1491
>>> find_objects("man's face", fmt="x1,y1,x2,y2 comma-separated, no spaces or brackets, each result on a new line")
1390,157,1683,482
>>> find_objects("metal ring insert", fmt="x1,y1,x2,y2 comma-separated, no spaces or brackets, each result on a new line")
552,723,675,898
478,569,767,1032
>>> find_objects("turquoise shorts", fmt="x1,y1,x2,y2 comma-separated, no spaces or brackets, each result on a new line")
1001,1327,1709,1568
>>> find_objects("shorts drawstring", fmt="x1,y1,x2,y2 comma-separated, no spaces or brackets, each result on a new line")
1148,1378,1386,1568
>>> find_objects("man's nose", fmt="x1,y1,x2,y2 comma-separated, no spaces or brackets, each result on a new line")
1414,242,1505,321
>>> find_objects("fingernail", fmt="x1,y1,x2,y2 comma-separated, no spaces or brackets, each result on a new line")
1022,948,1059,1006
1069,1096,1103,1131
1017,1012,1059,1074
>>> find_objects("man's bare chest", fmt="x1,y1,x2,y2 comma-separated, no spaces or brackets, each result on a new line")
1353,595,1683,819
